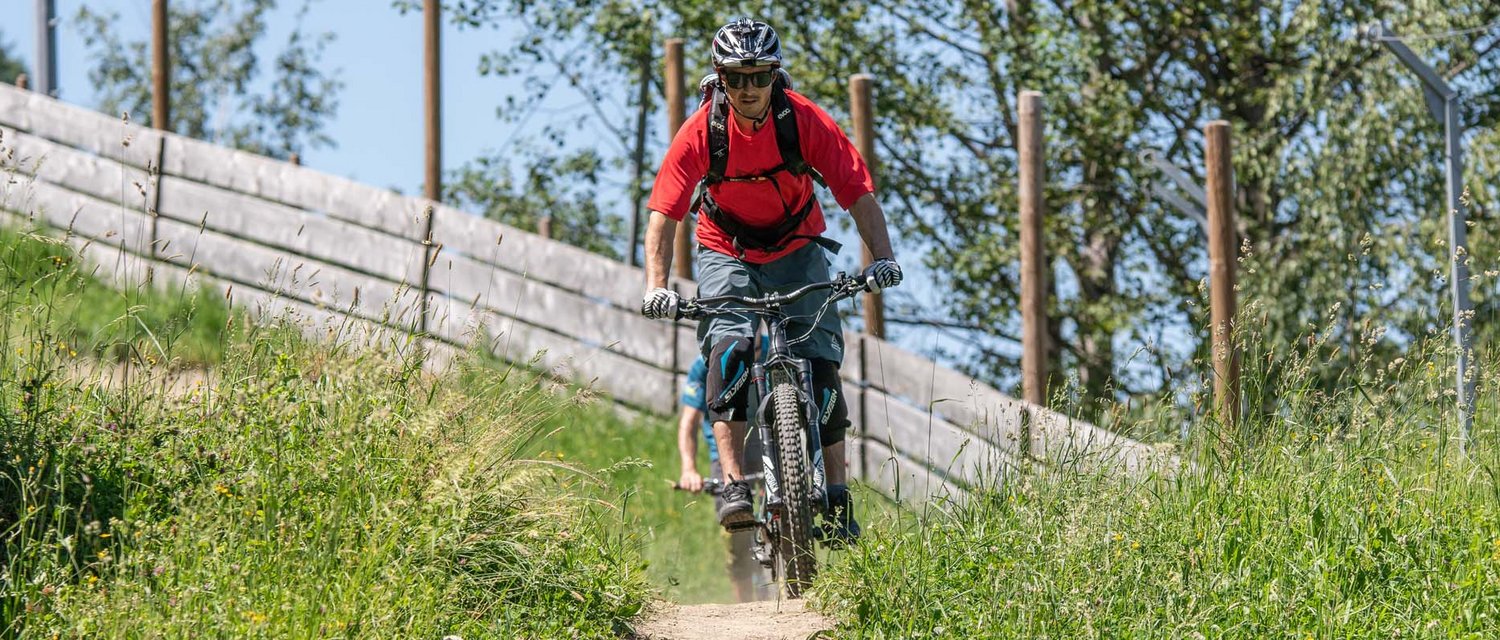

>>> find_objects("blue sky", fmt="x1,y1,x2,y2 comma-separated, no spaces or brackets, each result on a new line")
7,0,541,194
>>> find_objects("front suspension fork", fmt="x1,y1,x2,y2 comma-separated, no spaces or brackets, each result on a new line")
751,363,780,507
752,361,831,513
797,359,829,511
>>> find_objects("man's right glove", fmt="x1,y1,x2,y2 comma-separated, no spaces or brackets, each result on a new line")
863,258,903,293
641,287,681,319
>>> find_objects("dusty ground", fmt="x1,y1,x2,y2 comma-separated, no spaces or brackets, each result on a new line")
632,600,836,640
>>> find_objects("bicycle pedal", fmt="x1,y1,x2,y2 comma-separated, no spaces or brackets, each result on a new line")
724,519,758,532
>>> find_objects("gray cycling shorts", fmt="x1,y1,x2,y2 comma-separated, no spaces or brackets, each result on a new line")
694,241,845,365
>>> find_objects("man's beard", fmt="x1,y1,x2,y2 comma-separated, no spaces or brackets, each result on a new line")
731,99,771,126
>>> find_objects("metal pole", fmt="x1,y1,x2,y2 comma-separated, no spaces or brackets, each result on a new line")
629,48,652,267
35,0,57,97
151,0,171,131
1205,121,1241,442
1018,91,1048,407
1363,22,1476,448
666,39,694,279
423,0,441,202
1444,98,1476,449
850,74,885,339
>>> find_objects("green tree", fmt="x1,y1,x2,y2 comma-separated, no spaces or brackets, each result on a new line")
443,148,625,259
74,0,342,160
0,30,27,85
393,1,646,259
444,1,1500,424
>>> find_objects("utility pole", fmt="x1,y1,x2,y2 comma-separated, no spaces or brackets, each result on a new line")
1363,22,1477,450
665,39,693,279
850,74,885,339
1205,121,1241,445
34,0,57,96
152,0,171,131
1018,91,1048,408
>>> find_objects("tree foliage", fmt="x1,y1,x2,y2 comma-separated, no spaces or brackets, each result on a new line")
443,148,625,259
74,0,342,160
393,0,647,256
0,30,27,86
439,1,1500,425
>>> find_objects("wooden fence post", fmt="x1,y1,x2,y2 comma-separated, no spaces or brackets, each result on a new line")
666,38,694,280
537,216,553,240
1019,91,1048,410
148,0,171,286
418,0,442,336
151,0,170,131
1205,120,1241,443
850,74,885,339
423,0,441,202
856,334,869,484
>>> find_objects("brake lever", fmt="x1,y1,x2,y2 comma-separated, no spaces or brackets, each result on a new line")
675,303,703,321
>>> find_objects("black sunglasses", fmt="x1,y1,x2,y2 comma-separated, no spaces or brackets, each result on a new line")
721,70,776,89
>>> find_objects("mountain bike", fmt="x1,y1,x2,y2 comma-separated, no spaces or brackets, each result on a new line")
675,271,870,599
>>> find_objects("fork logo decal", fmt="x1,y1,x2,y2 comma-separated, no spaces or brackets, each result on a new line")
762,453,779,496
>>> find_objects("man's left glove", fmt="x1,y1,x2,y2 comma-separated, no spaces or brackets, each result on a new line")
863,258,903,293
641,287,681,319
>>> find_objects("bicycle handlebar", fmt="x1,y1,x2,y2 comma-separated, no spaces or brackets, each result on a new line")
676,273,870,321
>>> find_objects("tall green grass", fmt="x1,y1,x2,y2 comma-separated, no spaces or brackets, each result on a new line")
0,228,648,637
816,320,1500,637
528,403,739,605
0,226,230,367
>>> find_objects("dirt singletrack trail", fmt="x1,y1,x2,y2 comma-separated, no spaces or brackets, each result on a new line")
633,599,835,640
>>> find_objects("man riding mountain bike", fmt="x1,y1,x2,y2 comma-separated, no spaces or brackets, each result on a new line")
641,18,903,546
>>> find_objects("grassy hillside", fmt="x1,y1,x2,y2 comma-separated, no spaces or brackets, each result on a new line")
530,404,741,605
0,227,649,637
0,227,230,367
817,336,1500,637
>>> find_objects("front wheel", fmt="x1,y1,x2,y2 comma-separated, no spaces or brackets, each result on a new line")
770,374,816,598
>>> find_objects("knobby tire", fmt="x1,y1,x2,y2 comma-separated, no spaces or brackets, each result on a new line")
770,372,816,598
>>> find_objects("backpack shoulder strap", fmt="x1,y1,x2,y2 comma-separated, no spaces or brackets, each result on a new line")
705,81,731,185
769,83,826,187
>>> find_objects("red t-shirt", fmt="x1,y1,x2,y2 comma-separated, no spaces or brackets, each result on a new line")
647,89,875,264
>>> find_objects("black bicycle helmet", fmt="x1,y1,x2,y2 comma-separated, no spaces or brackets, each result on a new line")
711,19,782,68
